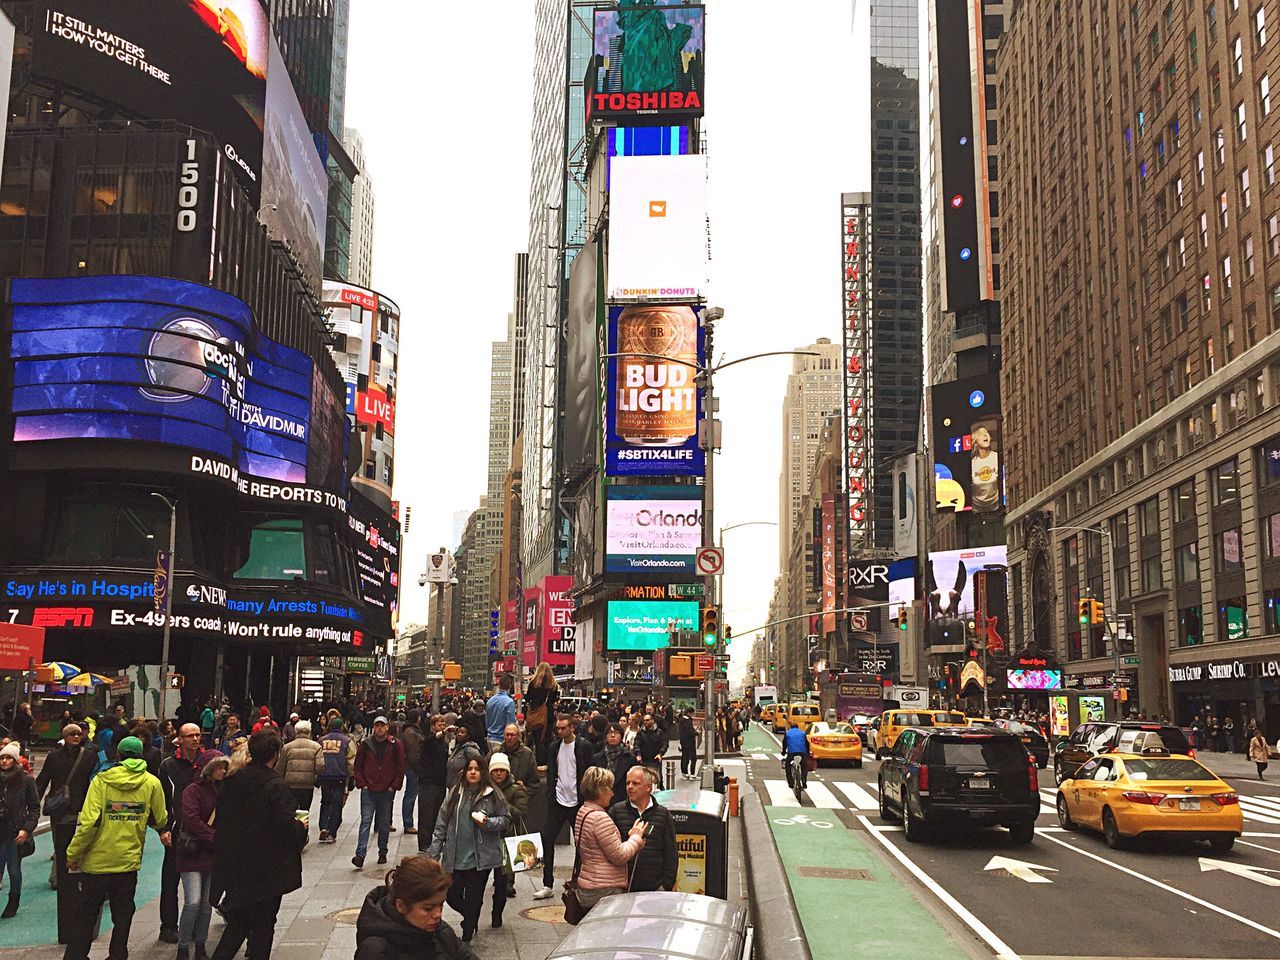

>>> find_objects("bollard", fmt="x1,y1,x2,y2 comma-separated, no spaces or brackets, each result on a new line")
728,776,738,815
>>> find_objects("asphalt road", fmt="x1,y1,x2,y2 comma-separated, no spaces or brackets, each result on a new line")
736,725,1280,960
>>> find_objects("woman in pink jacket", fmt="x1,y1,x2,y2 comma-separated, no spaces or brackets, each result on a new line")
572,766,646,912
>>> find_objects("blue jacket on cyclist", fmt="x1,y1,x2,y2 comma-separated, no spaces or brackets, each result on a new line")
783,724,809,755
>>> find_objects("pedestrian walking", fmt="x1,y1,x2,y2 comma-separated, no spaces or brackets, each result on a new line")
500,723,540,791
399,710,424,835
678,708,698,780
1224,716,1237,753
352,717,405,869
1248,727,1272,779
250,707,278,736
461,702,488,757
317,717,356,844
445,724,482,789
635,713,666,787
199,703,216,750
571,767,645,914
426,756,509,942
485,752,527,927
210,731,307,960
354,855,478,960
34,722,96,942
532,714,596,901
609,766,676,893
214,714,245,756
157,724,221,944
0,741,39,918
484,675,517,753
176,755,230,960
593,724,637,807
417,715,449,852
11,703,33,753
64,736,171,960
278,720,324,812
523,663,559,764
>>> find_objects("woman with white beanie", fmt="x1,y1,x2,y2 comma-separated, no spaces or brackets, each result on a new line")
484,753,528,929
0,740,39,918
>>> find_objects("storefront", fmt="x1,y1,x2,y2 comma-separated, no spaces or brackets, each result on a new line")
1169,655,1280,743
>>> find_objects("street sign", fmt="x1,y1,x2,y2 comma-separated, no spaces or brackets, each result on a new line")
695,547,724,576
1107,673,1134,686
712,669,728,680
696,654,715,672
714,655,732,664
669,583,706,598
1123,655,1141,665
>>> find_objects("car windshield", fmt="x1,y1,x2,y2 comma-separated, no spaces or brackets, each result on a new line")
797,706,820,716
935,712,967,724
1124,758,1217,781
1005,722,1039,735
897,713,934,726
831,723,855,734
934,737,1027,767
808,723,830,734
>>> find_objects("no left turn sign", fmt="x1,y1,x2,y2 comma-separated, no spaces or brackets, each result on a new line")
696,546,724,576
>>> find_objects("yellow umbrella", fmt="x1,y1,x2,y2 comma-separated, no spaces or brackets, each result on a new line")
64,672,113,688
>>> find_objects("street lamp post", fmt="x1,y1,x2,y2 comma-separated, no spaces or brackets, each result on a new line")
150,492,177,723
1049,524,1122,712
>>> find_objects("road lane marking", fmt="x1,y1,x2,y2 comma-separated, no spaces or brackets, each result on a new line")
1245,793,1280,810
1198,857,1280,886
763,779,802,807
1238,799,1280,823
984,855,1057,883
1035,830,1280,940
1235,838,1280,854
834,781,878,809
1243,831,1280,837
804,781,844,809
751,753,769,759
857,815,1022,960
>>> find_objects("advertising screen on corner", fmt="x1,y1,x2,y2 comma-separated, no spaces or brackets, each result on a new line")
605,485,703,573
8,275,322,486
606,600,697,651
33,1,270,202
1006,669,1063,691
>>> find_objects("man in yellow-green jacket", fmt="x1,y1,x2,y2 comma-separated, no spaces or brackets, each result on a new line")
64,736,171,960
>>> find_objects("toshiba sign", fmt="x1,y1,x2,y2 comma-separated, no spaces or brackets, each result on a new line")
587,5,705,126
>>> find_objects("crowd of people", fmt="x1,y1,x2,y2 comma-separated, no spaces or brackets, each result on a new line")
0,666,709,960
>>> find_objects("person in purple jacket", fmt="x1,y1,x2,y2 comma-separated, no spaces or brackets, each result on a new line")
176,755,231,960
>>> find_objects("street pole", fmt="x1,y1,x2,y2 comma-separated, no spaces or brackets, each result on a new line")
1049,525,1121,715
701,351,717,782
151,493,177,723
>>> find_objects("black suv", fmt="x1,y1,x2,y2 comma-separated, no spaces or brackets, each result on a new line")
877,727,1040,844
1052,721,1193,784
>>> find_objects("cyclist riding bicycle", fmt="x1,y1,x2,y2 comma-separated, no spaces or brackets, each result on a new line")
783,718,810,790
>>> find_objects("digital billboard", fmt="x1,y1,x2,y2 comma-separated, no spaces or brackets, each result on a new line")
8,275,326,489
1006,669,1063,691
261,33,327,294
347,494,400,640
33,1,270,202
606,304,705,476
540,575,576,668
588,4,705,126
563,237,601,471
606,599,698,651
924,545,1007,623
887,557,916,616
605,485,704,574
607,155,708,300
931,374,1003,513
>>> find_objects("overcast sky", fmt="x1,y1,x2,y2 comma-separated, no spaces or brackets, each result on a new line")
346,1,867,683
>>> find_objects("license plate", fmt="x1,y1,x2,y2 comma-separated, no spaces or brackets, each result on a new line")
967,779,993,790
1179,798,1201,811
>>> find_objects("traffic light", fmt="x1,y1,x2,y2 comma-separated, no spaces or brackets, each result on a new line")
896,604,909,630
723,624,733,645
1077,598,1090,625
1089,599,1105,625
701,606,720,646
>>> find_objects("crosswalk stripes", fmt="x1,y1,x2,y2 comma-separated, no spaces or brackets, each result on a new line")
762,779,802,807
1239,798,1280,823
1248,793,1280,809
803,781,844,809
833,781,879,810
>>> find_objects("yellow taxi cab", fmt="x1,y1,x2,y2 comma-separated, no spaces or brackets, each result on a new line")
806,721,863,768
772,703,791,734
760,703,777,726
874,709,937,759
965,716,995,727
786,701,822,733
930,710,970,728
1055,748,1242,852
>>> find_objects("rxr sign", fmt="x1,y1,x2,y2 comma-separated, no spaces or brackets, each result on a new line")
849,564,888,588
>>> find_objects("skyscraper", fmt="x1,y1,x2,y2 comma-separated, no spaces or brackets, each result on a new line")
522,0,611,586
869,0,925,550
345,127,376,288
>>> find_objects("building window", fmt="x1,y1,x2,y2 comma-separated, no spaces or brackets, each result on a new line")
1266,590,1280,633
1264,512,1280,556
1068,630,1083,661
1140,496,1161,537
1178,604,1204,645
1259,435,1280,485
1219,191,1230,230
1175,542,1200,583
1216,128,1227,166
1174,478,1197,522
1216,527,1243,571
1223,255,1233,291
233,519,306,581
1263,74,1273,115
1197,148,1206,184
1234,35,1244,76
1257,5,1268,48
1220,597,1248,639
1214,457,1240,503
1237,101,1248,142
47,492,169,563
1245,234,1256,276
1201,211,1210,247
1270,215,1280,258
1241,167,1252,207
1142,554,1165,591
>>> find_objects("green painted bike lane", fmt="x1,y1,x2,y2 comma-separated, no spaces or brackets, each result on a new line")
765,807,974,960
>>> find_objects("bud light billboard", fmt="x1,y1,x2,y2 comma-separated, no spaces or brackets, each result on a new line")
7,275,320,487
605,304,705,477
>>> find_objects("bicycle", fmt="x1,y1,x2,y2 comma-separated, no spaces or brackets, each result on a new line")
787,752,807,803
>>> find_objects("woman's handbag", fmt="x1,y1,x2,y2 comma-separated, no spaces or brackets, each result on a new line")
561,808,589,925
17,836,36,858
175,806,216,859
43,745,91,818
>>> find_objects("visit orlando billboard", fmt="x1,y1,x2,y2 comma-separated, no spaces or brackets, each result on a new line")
6,275,339,491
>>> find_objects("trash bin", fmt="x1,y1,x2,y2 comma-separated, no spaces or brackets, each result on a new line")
546,891,751,960
654,787,729,899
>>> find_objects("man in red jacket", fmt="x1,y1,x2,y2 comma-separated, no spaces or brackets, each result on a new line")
351,717,404,868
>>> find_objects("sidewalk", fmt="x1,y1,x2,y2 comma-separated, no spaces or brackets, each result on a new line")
1198,748,1278,783
0,789,577,960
